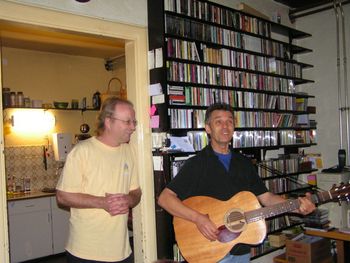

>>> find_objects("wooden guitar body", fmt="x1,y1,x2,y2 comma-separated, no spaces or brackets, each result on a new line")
173,192,266,263
173,182,349,262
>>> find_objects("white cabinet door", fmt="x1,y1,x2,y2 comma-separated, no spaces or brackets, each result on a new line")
8,198,52,263
50,196,70,254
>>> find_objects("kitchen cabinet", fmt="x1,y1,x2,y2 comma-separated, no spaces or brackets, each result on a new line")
50,196,70,254
7,196,70,262
8,197,52,263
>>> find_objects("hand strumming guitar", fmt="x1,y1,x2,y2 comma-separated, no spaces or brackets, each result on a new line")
193,213,219,241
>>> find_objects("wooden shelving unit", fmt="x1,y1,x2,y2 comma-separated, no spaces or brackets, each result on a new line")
147,0,315,259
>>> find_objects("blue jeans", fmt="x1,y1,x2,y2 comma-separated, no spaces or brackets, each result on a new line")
218,253,251,263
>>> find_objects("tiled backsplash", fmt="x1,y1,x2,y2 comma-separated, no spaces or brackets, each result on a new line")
5,145,61,191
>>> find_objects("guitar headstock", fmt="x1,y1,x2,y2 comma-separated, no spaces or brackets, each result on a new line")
329,183,350,204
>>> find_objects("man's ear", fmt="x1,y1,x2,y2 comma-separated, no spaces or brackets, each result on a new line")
104,117,112,131
205,123,211,135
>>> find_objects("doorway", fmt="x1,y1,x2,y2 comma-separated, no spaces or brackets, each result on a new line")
0,2,155,262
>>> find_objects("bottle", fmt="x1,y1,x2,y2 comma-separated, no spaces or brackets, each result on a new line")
2,87,11,108
16,92,24,107
92,91,101,109
81,97,87,109
7,175,14,193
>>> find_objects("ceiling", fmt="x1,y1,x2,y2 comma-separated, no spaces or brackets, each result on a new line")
0,20,125,59
273,0,349,21
274,0,333,10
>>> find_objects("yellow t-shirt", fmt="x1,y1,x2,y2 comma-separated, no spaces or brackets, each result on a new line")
56,136,139,262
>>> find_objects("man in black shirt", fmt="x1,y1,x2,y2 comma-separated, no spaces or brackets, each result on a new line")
158,103,315,262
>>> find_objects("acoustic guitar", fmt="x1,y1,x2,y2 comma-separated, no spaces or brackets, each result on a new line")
173,183,350,263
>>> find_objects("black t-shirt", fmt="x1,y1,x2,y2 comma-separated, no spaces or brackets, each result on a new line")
167,145,268,255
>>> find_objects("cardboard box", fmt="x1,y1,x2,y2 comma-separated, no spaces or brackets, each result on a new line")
286,235,332,263
273,253,287,263
237,3,270,20
268,233,286,247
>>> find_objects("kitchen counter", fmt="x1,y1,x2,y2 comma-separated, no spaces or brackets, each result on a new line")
7,191,56,201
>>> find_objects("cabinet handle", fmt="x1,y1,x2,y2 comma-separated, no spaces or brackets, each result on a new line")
25,205,35,208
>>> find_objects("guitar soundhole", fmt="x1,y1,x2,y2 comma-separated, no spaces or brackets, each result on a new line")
217,225,241,243
224,209,247,233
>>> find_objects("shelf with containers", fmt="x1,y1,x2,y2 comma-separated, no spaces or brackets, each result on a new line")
3,106,99,112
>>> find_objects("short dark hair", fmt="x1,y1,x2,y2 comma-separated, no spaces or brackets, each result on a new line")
95,97,134,136
205,103,234,124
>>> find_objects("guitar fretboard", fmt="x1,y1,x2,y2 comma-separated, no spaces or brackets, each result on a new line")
245,191,332,223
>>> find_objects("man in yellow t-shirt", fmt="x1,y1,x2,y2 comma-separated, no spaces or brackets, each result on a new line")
56,97,141,263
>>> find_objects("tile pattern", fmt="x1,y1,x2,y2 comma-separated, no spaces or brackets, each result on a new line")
4,145,62,191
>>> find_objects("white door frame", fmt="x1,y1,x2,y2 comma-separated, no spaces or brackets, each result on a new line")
0,1,156,262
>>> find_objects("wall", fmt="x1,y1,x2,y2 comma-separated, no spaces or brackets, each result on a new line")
2,47,122,146
5,145,57,192
295,5,350,169
5,0,290,28
5,0,148,27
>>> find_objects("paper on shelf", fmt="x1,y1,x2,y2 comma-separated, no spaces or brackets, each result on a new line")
151,115,160,128
155,48,163,68
149,83,163,96
169,136,195,152
153,156,163,171
152,94,165,104
150,104,157,116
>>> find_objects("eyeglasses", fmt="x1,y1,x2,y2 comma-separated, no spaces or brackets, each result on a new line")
110,116,138,126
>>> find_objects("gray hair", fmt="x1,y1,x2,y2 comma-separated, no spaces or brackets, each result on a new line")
205,103,234,124
95,97,134,136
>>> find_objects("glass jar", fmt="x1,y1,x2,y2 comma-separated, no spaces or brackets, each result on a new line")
2,87,11,107
24,97,31,107
23,176,31,192
10,92,16,107
17,92,24,107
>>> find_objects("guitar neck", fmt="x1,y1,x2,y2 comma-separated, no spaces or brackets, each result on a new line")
245,190,332,223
